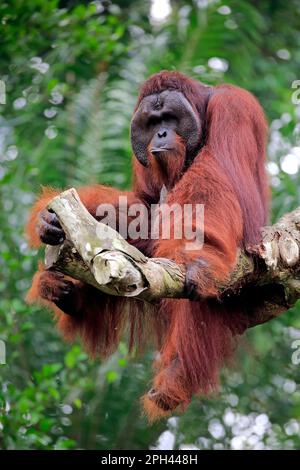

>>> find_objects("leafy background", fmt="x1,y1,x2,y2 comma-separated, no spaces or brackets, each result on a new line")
1,0,300,450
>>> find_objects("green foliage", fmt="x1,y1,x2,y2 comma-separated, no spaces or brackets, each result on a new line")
1,0,300,450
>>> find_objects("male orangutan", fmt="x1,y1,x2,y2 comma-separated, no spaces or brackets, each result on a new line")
26,71,269,419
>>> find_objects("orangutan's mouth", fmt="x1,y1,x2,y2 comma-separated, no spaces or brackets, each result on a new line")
150,147,173,155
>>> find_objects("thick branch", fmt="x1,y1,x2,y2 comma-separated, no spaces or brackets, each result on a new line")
45,188,185,303
45,189,300,325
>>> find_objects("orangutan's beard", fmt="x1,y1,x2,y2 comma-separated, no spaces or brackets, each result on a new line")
147,137,186,191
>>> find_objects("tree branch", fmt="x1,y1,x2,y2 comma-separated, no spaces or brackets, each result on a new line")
45,188,300,326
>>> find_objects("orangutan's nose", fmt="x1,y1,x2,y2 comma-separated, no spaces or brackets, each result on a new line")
157,129,168,139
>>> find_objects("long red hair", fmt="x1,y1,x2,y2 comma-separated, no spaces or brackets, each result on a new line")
26,71,269,420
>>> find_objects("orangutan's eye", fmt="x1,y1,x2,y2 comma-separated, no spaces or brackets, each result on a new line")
162,113,177,122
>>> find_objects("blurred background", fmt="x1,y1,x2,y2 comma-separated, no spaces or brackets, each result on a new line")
1,0,300,450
